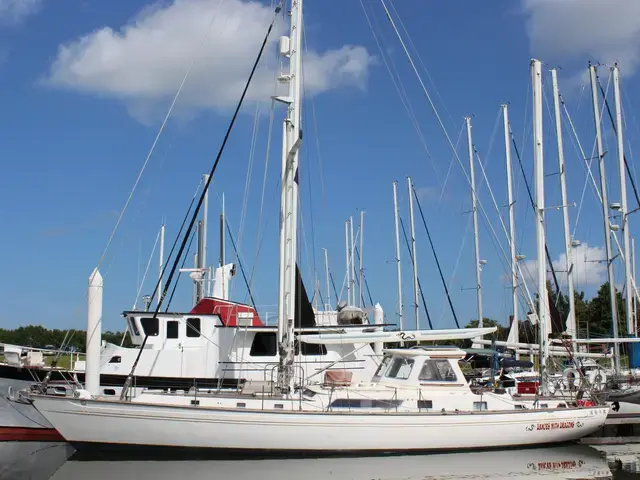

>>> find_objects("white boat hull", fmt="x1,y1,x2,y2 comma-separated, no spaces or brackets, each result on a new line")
0,377,54,431
33,395,608,452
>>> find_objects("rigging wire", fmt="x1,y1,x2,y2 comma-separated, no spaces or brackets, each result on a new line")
131,228,161,310
165,230,197,310
119,3,282,400
597,71,640,211
44,0,228,373
353,245,375,307
509,130,562,295
398,216,433,329
359,0,439,181
411,186,460,327
248,99,277,292
225,218,258,311
387,0,457,128
377,0,537,311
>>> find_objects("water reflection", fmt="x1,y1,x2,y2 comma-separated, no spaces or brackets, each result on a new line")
0,442,74,480
0,441,621,480
53,444,612,480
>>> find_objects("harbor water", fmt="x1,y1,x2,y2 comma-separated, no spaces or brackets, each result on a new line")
2,440,640,479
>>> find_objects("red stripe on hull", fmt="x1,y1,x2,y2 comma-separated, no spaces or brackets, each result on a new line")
0,426,63,442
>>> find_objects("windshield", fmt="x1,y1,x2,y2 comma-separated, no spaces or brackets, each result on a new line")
374,355,391,378
385,357,414,380
419,359,457,382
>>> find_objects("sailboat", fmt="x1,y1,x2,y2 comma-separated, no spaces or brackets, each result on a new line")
29,1,609,453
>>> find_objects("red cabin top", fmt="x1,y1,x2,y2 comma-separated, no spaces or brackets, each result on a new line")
190,297,263,327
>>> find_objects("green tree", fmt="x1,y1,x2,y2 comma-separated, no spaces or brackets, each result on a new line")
0,326,131,350
586,282,627,338
464,318,509,341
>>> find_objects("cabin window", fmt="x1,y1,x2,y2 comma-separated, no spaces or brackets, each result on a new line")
473,401,488,411
186,318,201,338
417,399,433,410
108,356,121,364
141,317,159,336
295,341,327,356
249,332,277,356
419,360,458,382
385,357,414,380
374,355,391,378
128,317,140,336
330,398,403,409
103,389,116,396
167,321,179,339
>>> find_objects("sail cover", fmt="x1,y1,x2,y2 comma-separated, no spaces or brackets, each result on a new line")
295,264,316,328
298,327,497,345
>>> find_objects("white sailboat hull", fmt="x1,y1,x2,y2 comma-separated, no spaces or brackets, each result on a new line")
33,396,608,452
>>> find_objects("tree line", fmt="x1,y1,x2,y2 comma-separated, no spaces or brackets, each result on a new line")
465,281,633,346
0,325,133,351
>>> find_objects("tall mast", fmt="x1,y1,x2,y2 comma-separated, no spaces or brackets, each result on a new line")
202,173,210,295
158,223,165,307
551,69,577,338
612,64,634,337
532,58,550,393
634,237,637,334
359,210,364,308
345,221,351,304
350,216,356,305
323,248,330,309
589,64,621,370
466,116,483,329
392,181,404,332
220,193,226,298
502,104,519,357
196,220,204,303
407,176,420,329
276,0,303,393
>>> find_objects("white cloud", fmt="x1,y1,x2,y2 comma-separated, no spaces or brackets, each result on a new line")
522,0,640,76
414,185,440,202
521,243,607,289
0,0,41,24
42,0,373,121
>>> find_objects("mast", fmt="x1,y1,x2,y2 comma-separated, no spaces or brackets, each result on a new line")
158,223,165,307
196,220,204,303
634,237,638,334
503,104,519,357
392,181,404,333
551,69,577,338
359,210,364,308
345,221,351,304
276,0,303,393
220,193,226,298
466,116,483,330
407,176,420,330
202,173,209,295
532,58,550,394
350,216,356,305
589,64,621,370
612,64,634,337
323,248,330,309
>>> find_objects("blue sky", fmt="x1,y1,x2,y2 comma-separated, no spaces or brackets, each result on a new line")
1,0,640,334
